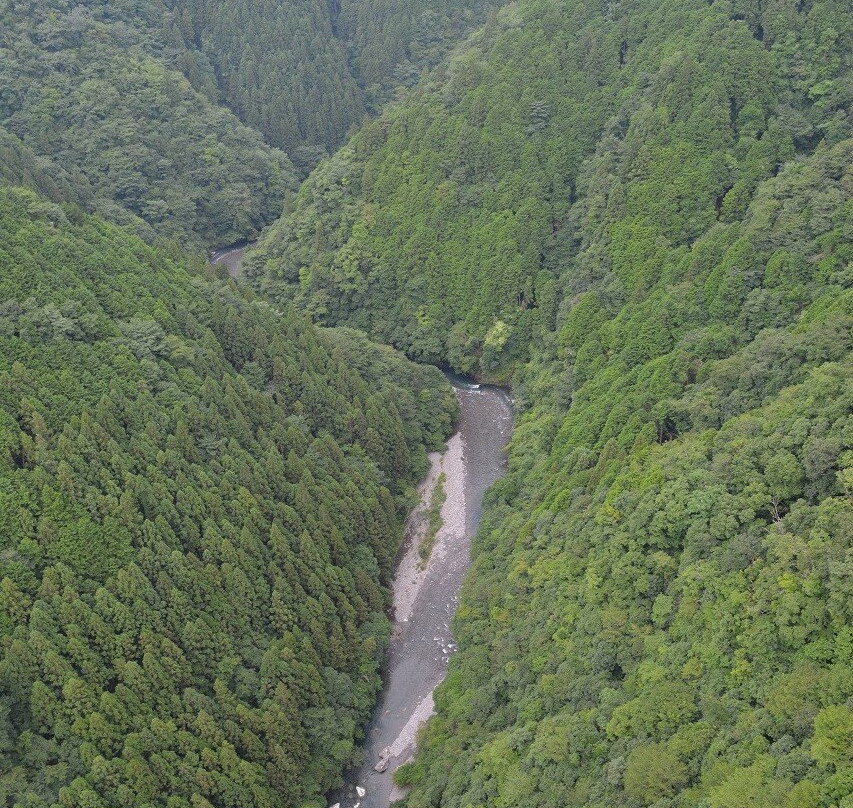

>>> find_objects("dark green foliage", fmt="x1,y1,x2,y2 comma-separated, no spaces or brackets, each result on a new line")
372,0,850,803
241,0,853,805
402,136,852,800
0,130,81,206
0,0,295,248
1,0,850,805
169,0,365,155
167,0,502,156
0,187,456,808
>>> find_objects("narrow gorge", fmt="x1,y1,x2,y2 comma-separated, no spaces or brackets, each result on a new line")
334,378,512,808
0,0,849,806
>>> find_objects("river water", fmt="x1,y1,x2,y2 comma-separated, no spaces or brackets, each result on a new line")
205,248,512,805
331,376,513,808
210,243,248,278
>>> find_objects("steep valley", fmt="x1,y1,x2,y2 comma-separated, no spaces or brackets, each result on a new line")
0,0,851,807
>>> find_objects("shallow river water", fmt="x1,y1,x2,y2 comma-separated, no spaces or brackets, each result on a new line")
210,242,248,278
331,376,513,808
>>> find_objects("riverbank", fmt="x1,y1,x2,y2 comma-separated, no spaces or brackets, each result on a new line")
331,379,513,808
394,432,464,626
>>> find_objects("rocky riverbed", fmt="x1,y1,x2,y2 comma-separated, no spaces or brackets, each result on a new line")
330,377,513,808
210,242,249,278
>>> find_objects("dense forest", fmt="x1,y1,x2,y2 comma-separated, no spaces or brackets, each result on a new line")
1,0,851,805
0,0,298,249
246,0,853,805
167,0,501,158
246,0,850,378
0,0,502,247
0,186,457,807
402,138,853,806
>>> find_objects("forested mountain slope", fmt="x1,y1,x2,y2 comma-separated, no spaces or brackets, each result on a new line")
403,139,852,807
0,0,507,245
1,0,850,806
0,0,295,248
244,0,852,805
168,0,364,159
0,186,457,808
167,0,502,158
246,0,850,378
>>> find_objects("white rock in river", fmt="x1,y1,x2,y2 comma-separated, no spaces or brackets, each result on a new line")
356,785,367,797
329,804,340,808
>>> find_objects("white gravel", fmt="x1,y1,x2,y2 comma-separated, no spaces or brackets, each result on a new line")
393,433,465,624
387,691,435,759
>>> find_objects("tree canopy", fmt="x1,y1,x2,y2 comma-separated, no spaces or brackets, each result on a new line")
246,0,852,805
246,0,850,380
0,0,296,249
0,0,850,805
167,0,502,159
0,186,457,808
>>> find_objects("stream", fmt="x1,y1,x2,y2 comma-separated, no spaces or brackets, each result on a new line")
207,242,513,806
210,242,248,278
331,375,513,808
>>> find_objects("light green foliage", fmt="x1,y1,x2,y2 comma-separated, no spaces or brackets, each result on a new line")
247,0,849,380
623,743,687,804
282,0,853,806
419,473,447,566
707,758,793,808
0,187,457,807
0,0,850,805
812,705,853,770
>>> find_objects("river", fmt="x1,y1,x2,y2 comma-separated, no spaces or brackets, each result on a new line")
331,376,513,808
206,245,512,805
210,242,248,279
